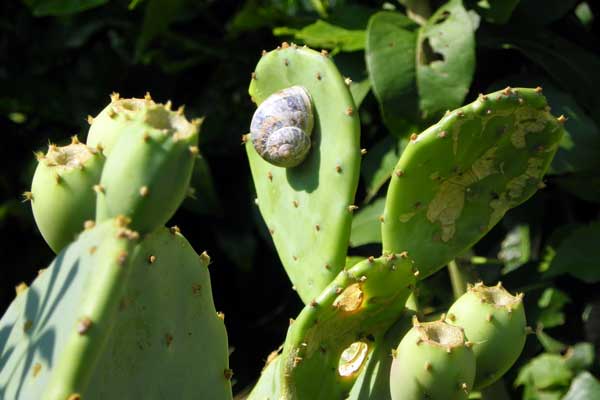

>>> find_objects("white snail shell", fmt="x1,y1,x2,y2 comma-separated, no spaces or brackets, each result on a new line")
250,86,314,168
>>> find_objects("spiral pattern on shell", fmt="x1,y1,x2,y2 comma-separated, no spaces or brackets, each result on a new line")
250,86,314,168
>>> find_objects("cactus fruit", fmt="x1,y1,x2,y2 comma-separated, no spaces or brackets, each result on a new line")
95,101,200,234
0,219,232,399
86,93,152,155
28,137,105,253
382,87,565,278
447,282,526,389
246,43,361,304
389,317,476,400
279,254,416,399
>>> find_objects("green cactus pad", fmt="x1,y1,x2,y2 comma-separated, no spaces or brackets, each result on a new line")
95,102,200,234
447,282,527,389
86,93,154,155
279,254,416,399
389,318,476,400
0,218,138,399
382,87,565,278
0,221,232,399
29,137,105,253
246,43,361,304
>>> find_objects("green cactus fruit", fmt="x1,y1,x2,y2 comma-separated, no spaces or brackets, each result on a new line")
86,93,154,155
246,43,361,304
0,219,232,399
95,101,200,234
389,317,476,400
279,254,416,399
28,136,105,253
382,87,565,278
447,282,527,389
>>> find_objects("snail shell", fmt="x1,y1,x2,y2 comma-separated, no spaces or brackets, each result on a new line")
250,86,314,168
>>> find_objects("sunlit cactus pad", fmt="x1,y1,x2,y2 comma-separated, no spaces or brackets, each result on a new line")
246,43,361,304
382,87,565,278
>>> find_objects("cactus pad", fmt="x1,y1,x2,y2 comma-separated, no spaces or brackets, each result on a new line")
389,318,476,400
447,282,526,389
0,221,231,399
95,102,200,234
279,254,416,399
382,87,565,278
29,137,104,253
246,43,361,303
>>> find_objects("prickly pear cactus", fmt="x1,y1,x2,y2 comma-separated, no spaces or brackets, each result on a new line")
0,218,138,399
27,137,104,253
279,254,416,399
382,87,565,278
389,318,476,400
86,93,153,155
246,43,361,304
0,220,232,399
447,282,527,389
95,101,200,234
346,312,414,400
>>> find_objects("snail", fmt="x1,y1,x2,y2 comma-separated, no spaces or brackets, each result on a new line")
250,86,314,168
